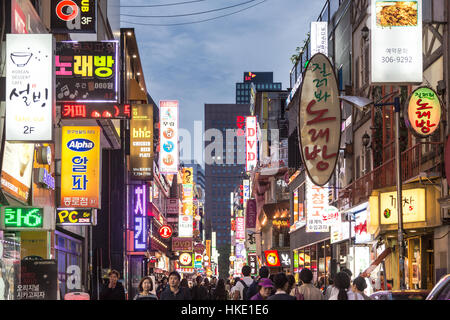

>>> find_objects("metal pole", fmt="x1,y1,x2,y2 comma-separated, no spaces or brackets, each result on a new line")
394,97,406,290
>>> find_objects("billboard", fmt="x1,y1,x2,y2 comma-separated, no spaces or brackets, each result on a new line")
159,100,179,174
6,34,54,141
130,104,154,179
55,41,119,102
50,0,96,33
60,126,100,208
172,237,193,251
245,116,257,172
371,0,422,83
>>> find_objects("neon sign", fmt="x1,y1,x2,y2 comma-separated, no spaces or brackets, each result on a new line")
133,185,147,251
4,208,44,228
61,103,130,119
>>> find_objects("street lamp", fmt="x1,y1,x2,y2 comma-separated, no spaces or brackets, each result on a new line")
339,94,407,290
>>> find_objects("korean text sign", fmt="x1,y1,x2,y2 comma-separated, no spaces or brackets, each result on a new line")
133,185,147,251
236,217,245,240
6,34,54,141
405,87,441,138
61,126,100,208
159,100,179,174
371,0,422,83
130,104,154,179
306,176,329,232
55,41,118,102
298,53,340,186
380,188,425,224
51,0,96,33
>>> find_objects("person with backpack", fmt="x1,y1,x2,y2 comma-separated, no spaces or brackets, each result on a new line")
246,266,269,300
231,266,254,300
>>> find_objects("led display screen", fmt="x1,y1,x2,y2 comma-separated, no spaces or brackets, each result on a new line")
4,207,44,228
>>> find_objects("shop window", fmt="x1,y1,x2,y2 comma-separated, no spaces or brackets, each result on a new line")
55,232,83,298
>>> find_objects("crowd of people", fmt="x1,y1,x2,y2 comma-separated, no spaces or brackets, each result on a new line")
99,265,373,300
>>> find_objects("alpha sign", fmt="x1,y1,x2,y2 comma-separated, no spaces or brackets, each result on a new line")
298,53,340,186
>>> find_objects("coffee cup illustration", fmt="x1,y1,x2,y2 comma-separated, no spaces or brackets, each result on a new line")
10,52,33,67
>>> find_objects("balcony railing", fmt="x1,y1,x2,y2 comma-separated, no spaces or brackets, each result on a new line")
339,142,443,208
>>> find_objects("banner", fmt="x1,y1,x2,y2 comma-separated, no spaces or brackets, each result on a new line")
130,104,153,179
159,100,179,174
6,34,54,141
50,0,96,33
61,126,100,208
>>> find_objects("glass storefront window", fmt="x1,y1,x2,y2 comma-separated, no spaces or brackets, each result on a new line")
310,244,318,284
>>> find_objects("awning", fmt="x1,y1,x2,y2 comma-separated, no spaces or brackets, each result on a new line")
361,247,392,277
262,200,290,220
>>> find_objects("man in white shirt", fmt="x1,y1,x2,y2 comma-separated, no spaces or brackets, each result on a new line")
231,266,254,300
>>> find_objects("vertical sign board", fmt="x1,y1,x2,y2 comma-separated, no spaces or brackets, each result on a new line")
248,253,258,276
6,34,54,141
130,104,153,179
245,116,257,172
133,185,147,251
178,215,193,237
371,0,422,83
236,217,245,241
293,189,299,224
50,0,96,33
243,179,250,207
306,177,329,232
245,199,257,229
298,53,341,186
311,21,328,55
61,126,100,208
159,100,179,174
55,41,119,102
205,240,211,265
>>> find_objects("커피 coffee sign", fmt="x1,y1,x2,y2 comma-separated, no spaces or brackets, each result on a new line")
298,53,341,186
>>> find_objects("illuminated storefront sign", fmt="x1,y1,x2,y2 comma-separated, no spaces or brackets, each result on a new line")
352,203,371,244
236,217,245,240
236,116,245,136
178,215,193,237
245,199,257,228
159,100,179,174
380,188,425,224
298,53,340,186
322,206,339,226
35,168,55,190
61,126,100,208
405,87,441,138
243,179,250,205
55,41,119,102
6,34,54,141
306,177,329,232
245,116,257,172
172,237,192,251
159,225,173,239
235,243,246,259
3,207,43,228
56,208,94,225
264,250,280,267
130,104,154,179
179,252,194,268
311,21,328,55
248,254,258,276
244,72,256,82
371,0,422,83
51,0,96,33
133,185,147,251
61,103,130,119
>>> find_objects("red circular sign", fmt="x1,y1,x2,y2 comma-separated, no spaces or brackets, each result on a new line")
159,225,173,239
56,0,79,22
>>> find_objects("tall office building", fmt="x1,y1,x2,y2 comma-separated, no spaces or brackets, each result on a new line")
236,72,282,104
204,104,251,246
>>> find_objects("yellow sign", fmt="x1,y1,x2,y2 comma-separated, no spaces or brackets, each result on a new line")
406,87,441,138
380,188,426,224
61,126,100,208
182,167,193,184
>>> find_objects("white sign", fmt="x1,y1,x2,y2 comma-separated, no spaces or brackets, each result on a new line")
236,217,245,240
178,215,193,237
371,0,422,83
330,218,355,244
245,116,257,172
306,177,329,232
243,179,250,205
322,206,340,226
311,21,328,55
6,34,54,141
159,100,179,174
353,202,371,244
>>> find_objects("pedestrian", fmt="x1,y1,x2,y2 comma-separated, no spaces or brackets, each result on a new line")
225,279,231,293
191,275,208,300
286,274,296,297
231,266,254,300
134,276,158,300
328,272,364,300
325,274,335,300
211,279,228,300
210,277,217,290
99,270,125,300
297,268,323,300
250,278,274,300
156,276,168,299
160,271,192,300
267,273,296,300
203,277,212,299
180,278,189,289
352,276,372,300
246,266,269,300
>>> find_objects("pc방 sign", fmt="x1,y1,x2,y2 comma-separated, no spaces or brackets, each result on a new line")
298,53,340,186
56,208,94,225
6,34,54,141
51,0,96,33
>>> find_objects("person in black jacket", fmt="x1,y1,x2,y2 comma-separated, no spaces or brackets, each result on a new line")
100,270,125,300
191,276,209,300
267,273,296,300
160,271,192,300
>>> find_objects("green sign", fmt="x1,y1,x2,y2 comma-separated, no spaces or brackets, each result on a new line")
4,208,44,228
294,251,299,268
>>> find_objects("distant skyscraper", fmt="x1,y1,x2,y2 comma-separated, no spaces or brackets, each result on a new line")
236,72,282,104
204,104,250,246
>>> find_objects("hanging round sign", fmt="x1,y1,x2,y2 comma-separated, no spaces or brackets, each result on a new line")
405,87,442,138
298,53,341,186
159,225,173,239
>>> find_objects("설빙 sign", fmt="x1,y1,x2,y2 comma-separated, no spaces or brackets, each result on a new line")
298,53,340,186
61,126,100,208
51,0,96,33
371,0,422,83
380,188,426,224
55,41,118,102
56,208,94,225
405,87,441,138
130,104,154,179
6,34,54,141
159,100,179,174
